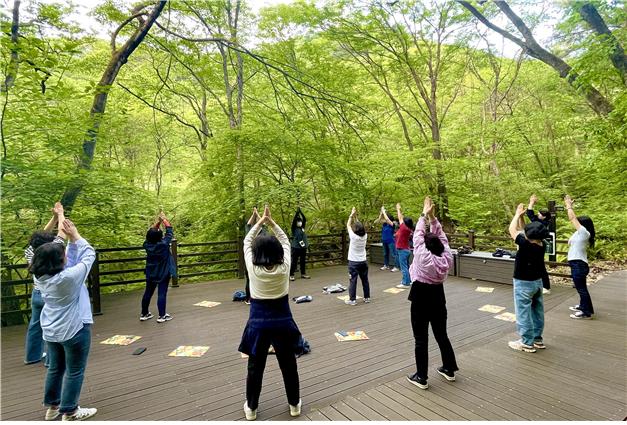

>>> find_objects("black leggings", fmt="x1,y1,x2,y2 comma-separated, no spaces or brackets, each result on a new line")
246,334,300,410
290,248,307,276
410,282,458,379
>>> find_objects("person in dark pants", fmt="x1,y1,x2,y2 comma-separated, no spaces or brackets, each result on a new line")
377,206,398,271
140,212,176,323
240,206,302,420
289,207,310,281
406,196,457,390
527,194,552,294
345,207,370,305
564,195,596,319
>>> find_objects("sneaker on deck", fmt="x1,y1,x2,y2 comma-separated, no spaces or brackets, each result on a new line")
344,299,357,306
364,298,371,303
396,283,410,288
244,401,257,421
390,267,399,272
542,288,551,295
533,341,546,349
436,367,456,381
569,305,581,312
45,407,60,421
508,339,536,353
570,311,592,320
380,265,389,271
301,274,311,279
156,313,173,323
62,407,97,421
406,373,428,389
289,399,302,417
289,275,295,281
139,312,153,321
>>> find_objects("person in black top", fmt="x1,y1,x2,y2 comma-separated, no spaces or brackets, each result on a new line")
508,203,549,353
289,208,310,281
140,212,176,323
526,194,552,294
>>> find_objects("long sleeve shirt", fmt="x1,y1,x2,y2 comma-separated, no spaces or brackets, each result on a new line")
409,217,453,284
244,222,292,299
37,238,95,342
144,223,176,281
290,210,308,249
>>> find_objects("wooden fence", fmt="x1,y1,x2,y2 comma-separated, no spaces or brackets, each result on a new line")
0,230,570,326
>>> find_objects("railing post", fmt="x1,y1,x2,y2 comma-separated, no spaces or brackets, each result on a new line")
237,235,245,278
468,230,476,250
90,251,102,316
341,230,348,264
548,200,557,263
171,238,179,287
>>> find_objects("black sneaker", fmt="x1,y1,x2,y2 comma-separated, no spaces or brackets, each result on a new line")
406,373,428,389
436,367,456,381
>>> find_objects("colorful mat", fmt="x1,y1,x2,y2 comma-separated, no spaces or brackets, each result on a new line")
100,335,141,346
478,304,506,313
475,286,495,293
193,301,221,308
494,312,516,322
383,287,406,294
336,295,363,302
335,331,369,342
168,346,210,357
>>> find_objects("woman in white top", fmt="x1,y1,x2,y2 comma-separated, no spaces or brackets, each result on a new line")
345,207,370,306
238,206,302,420
564,195,596,319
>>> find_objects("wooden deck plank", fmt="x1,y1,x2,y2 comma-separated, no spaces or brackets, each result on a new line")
1,267,624,421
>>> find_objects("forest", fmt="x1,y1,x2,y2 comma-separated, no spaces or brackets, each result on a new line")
2,0,626,267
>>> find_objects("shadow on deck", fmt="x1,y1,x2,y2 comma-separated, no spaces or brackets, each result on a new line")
1,266,625,420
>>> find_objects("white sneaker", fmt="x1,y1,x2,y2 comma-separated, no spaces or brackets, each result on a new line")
244,401,257,420
390,267,399,272
62,407,97,421
396,283,410,288
364,298,370,303
156,314,172,323
380,266,389,271
289,276,295,281
289,399,302,417
344,299,357,306
139,312,153,321
508,339,536,353
45,407,60,421
542,288,551,295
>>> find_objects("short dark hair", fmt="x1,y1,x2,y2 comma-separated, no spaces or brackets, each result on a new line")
424,232,444,256
29,231,56,250
29,242,65,278
146,228,163,244
403,217,414,231
352,221,366,237
577,216,596,248
252,234,284,266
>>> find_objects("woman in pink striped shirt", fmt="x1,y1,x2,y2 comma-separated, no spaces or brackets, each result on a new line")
406,196,458,390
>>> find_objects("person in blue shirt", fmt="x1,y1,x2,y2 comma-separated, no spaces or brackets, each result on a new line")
526,195,552,294
377,206,398,272
32,218,97,421
140,212,176,323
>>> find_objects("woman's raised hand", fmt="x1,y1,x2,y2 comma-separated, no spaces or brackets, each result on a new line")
62,219,81,242
564,195,574,208
516,203,525,216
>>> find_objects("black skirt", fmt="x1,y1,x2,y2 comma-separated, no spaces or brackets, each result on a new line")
238,295,302,356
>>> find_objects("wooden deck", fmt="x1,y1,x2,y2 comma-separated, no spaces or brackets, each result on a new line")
1,266,625,421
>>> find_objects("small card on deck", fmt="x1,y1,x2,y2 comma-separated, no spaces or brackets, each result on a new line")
383,287,406,294
335,331,369,342
336,295,363,301
100,335,141,346
478,304,506,313
193,301,221,308
475,286,495,293
494,312,516,322
168,346,210,357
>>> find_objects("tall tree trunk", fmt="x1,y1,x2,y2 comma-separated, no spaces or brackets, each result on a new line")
458,0,613,116
1,0,21,179
61,1,166,209
578,3,627,84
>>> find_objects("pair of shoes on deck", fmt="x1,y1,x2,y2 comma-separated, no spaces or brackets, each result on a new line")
139,312,173,323
46,406,97,421
407,367,456,390
568,305,593,319
244,400,301,420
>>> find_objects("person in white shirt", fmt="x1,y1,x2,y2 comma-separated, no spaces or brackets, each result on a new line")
238,206,302,420
345,207,370,306
564,195,596,319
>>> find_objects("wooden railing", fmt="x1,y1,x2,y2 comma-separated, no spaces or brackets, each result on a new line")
0,228,570,326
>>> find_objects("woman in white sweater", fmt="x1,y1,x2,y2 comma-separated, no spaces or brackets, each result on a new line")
345,207,370,305
238,206,302,420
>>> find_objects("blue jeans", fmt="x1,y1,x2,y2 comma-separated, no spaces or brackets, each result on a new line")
141,274,170,317
24,290,48,366
569,260,594,316
397,249,411,285
513,279,544,346
383,242,397,268
43,324,91,414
